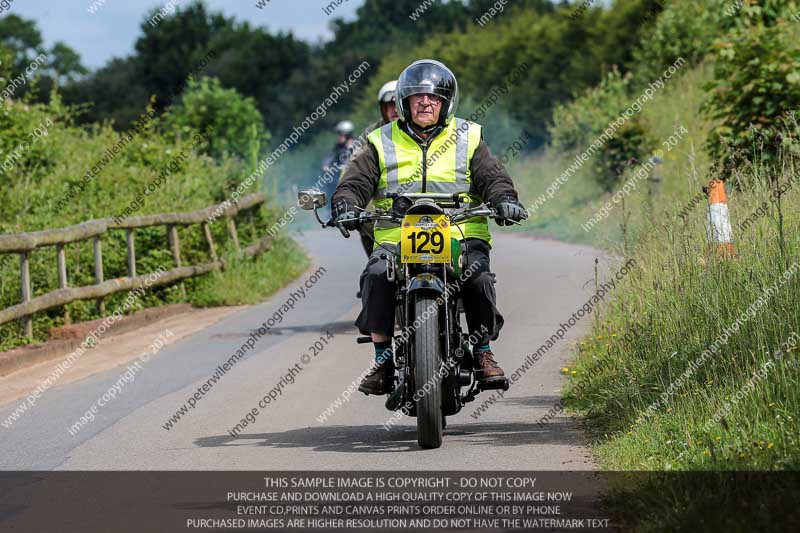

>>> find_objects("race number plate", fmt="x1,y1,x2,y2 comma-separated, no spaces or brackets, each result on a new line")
400,215,451,263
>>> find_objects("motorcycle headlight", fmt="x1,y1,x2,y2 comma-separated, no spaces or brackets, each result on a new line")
391,195,413,217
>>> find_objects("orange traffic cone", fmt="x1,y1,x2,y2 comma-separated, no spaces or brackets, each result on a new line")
704,179,736,258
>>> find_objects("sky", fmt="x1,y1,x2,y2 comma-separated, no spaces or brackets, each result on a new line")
7,0,364,69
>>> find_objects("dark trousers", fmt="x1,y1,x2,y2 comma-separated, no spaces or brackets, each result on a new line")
358,219,376,258
355,238,504,345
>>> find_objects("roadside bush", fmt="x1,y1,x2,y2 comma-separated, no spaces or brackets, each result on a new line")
597,120,655,191
559,20,800,524
550,69,633,153
161,77,270,162
632,0,734,84
703,11,800,176
0,86,300,351
549,69,655,190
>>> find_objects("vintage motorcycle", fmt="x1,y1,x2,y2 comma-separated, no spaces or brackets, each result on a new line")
299,189,510,449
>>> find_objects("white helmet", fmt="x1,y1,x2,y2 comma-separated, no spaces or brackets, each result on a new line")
378,80,398,104
335,120,354,137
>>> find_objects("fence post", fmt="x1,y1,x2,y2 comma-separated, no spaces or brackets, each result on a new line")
20,252,32,339
167,224,187,299
202,222,219,267
56,243,70,325
647,156,663,223
126,228,136,278
93,236,105,315
226,218,241,253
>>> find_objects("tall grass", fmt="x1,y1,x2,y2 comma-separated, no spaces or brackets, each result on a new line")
506,42,800,524
556,63,800,472
568,168,800,471
538,61,800,530
512,147,610,243
514,62,716,246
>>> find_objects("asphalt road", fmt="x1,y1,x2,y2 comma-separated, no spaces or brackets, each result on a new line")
0,230,603,471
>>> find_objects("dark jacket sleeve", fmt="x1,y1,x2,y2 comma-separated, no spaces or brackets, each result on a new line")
333,142,380,209
338,119,384,184
469,139,520,206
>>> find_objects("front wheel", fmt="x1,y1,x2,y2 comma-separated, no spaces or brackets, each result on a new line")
413,293,443,449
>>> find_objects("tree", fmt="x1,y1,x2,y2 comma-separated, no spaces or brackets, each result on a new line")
206,21,309,139
134,1,217,108
68,1,309,137
48,42,88,85
0,43,12,83
162,77,270,161
64,57,150,127
0,14,86,103
0,14,43,74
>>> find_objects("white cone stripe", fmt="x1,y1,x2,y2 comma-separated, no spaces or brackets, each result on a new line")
706,203,733,243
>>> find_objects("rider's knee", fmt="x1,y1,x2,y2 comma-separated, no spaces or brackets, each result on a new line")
463,271,496,291
362,256,389,283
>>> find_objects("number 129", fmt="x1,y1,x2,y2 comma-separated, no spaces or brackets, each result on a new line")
407,231,445,254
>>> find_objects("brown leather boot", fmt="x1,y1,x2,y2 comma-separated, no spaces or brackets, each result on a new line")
358,360,395,395
474,349,505,383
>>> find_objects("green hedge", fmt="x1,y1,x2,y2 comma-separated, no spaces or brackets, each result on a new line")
0,80,296,350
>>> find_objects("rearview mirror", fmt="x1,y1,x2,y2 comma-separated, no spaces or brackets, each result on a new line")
298,189,327,210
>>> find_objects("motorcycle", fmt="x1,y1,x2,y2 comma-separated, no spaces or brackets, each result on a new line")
298,189,510,449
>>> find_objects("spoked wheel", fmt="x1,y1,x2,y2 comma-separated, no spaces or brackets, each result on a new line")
413,293,443,449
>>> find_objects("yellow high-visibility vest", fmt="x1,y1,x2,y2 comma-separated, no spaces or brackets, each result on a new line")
367,118,491,245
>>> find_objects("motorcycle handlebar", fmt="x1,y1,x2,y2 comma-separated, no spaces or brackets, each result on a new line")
324,217,351,238
451,208,494,223
327,206,498,235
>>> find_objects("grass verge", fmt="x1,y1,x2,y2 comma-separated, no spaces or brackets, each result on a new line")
187,235,309,307
517,60,800,530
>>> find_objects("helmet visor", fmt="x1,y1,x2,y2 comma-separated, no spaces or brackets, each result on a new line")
396,63,456,103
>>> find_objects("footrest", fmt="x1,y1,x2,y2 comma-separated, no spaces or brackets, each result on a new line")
478,377,510,391
356,336,373,344
385,386,404,411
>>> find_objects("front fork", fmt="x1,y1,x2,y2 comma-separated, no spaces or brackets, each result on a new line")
385,261,484,412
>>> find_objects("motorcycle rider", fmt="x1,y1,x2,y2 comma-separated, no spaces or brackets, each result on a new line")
345,80,400,258
322,120,355,213
355,80,400,154
331,60,528,395
378,80,401,121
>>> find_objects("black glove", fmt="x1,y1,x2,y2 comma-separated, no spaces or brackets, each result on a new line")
494,197,528,226
331,198,360,230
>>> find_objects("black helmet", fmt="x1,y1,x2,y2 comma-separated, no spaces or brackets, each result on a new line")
396,59,459,132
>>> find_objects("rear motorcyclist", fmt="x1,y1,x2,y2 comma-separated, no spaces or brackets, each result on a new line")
344,80,400,258
331,60,528,395
351,80,400,159
322,120,355,213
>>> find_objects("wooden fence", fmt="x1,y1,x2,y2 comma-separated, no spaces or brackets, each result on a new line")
0,193,271,339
